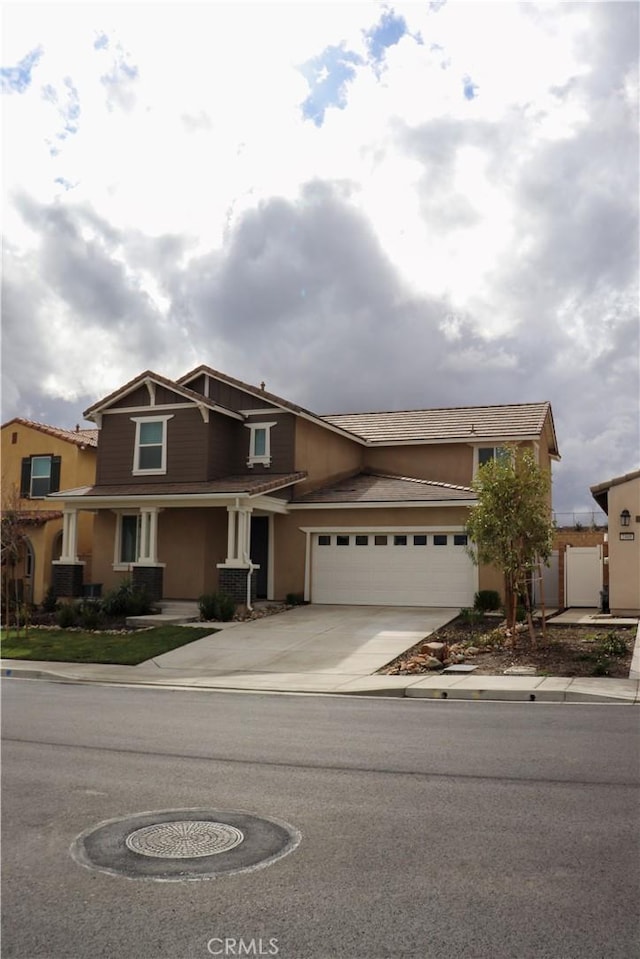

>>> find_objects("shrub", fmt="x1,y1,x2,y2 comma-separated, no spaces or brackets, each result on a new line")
101,579,152,617
198,592,236,622
592,657,612,677
41,586,59,613
459,607,485,625
217,593,236,622
77,600,103,630
57,603,78,628
473,590,501,612
596,632,627,658
286,593,305,606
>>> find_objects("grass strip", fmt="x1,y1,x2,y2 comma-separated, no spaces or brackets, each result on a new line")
0,625,217,666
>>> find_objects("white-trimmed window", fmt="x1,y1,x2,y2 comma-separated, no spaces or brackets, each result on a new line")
131,416,173,475
245,422,276,467
114,513,141,567
474,446,512,474
20,455,61,498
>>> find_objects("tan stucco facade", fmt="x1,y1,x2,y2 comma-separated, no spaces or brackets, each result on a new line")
294,418,363,494
90,507,229,600
1,421,96,603
606,475,640,614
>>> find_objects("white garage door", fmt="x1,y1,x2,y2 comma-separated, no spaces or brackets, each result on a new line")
311,531,476,607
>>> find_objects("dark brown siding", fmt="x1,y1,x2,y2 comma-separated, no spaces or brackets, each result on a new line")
166,409,208,481
207,413,238,479
184,375,206,396
155,385,190,405
109,385,151,409
96,414,137,483
97,409,210,485
207,379,280,413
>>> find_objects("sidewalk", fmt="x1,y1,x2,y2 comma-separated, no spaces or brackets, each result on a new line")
3,608,638,704
1,659,638,703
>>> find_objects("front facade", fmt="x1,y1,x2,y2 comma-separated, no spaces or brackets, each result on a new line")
49,367,559,608
591,470,640,615
1,419,97,604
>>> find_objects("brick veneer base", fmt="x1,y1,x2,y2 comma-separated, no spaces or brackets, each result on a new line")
51,563,84,598
131,566,164,603
218,567,258,605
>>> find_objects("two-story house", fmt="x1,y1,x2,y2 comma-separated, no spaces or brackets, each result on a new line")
1,418,98,604
48,366,559,607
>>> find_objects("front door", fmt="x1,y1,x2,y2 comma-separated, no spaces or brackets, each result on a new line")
250,516,269,599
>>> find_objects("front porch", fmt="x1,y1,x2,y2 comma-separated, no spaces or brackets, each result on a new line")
50,496,287,606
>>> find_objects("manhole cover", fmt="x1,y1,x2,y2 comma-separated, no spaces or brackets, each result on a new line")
70,808,300,882
125,821,244,859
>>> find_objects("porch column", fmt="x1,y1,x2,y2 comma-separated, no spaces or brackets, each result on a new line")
51,507,84,597
138,508,159,564
238,507,253,564
60,508,79,562
226,506,239,564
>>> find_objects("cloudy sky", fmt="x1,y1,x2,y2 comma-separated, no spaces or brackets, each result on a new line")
2,1,638,514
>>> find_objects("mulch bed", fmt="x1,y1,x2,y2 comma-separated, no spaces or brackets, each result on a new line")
380,617,637,679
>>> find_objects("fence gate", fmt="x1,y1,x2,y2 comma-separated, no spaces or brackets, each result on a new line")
565,545,602,607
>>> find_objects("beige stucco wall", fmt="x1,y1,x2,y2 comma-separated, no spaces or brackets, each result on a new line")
273,505,480,601
365,443,474,486
294,419,363,494
1,422,96,602
607,476,640,614
90,507,228,600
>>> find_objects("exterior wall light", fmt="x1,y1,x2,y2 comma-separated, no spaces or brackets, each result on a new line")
620,509,631,527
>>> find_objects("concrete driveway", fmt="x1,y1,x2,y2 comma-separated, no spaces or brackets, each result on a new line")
149,605,457,682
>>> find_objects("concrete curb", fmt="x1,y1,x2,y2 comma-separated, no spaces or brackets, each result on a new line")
2,661,639,704
629,622,640,679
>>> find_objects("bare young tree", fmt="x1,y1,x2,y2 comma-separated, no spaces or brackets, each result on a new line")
465,447,554,643
1,485,30,636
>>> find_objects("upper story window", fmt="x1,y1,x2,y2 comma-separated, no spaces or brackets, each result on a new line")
131,415,173,475
245,422,276,468
478,446,510,467
20,455,61,498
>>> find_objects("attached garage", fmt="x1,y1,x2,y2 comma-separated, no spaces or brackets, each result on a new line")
309,530,476,606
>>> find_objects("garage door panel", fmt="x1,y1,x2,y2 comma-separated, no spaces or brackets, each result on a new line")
311,533,475,607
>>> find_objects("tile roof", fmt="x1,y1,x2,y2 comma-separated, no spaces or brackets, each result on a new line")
590,468,640,511
57,473,307,499
2,418,98,448
292,471,476,505
13,510,64,525
322,402,553,446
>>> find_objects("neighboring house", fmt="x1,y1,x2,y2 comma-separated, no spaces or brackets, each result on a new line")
1,419,98,604
48,367,559,607
591,470,640,615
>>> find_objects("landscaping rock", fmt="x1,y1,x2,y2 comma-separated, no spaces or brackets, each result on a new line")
424,656,444,670
465,646,480,656
424,641,446,660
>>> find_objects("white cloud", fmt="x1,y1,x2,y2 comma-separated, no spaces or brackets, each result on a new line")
1,1,638,512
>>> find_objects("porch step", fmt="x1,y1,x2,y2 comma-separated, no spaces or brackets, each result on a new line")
126,600,201,628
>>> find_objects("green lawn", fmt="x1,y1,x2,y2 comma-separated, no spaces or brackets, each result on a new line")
0,625,217,666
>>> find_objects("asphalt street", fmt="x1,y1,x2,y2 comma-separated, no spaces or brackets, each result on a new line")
2,680,639,959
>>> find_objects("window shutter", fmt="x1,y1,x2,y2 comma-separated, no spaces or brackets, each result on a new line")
20,458,31,498
50,456,61,493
